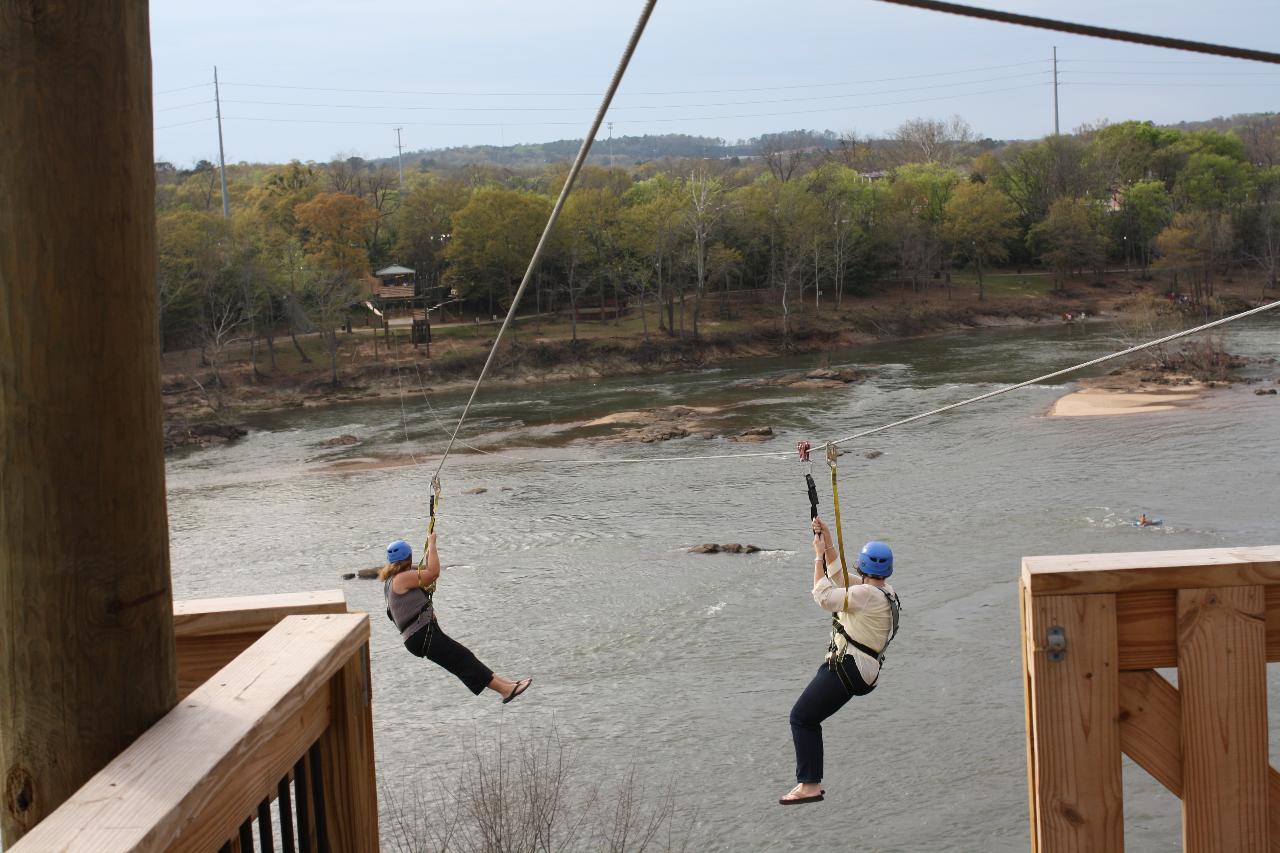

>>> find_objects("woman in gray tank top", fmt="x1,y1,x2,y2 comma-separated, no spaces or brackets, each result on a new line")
381,532,532,702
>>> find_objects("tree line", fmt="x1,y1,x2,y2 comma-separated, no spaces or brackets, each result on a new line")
155,114,1280,381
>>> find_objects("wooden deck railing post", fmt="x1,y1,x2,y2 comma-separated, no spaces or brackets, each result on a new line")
1024,546,1280,852
319,641,379,850
1177,586,1269,852
1025,592,1124,852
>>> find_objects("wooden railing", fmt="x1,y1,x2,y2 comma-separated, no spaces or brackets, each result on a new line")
1021,545,1280,853
11,594,377,852
174,590,348,699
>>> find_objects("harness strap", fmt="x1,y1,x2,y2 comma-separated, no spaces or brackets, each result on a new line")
826,444,851,611
831,586,901,665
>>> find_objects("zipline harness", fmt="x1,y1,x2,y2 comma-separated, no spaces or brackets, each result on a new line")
800,441,901,693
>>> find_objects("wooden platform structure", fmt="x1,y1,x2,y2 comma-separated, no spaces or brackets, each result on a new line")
1021,546,1280,852
10,591,376,852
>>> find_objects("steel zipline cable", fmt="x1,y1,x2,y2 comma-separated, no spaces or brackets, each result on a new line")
432,0,659,479
867,0,1280,65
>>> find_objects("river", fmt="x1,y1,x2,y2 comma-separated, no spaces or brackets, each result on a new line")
166,316,1280,852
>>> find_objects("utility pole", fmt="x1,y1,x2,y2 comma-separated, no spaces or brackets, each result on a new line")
395,127,405,187
607,121,614,168
214,66,229,219
1052,46,1060,136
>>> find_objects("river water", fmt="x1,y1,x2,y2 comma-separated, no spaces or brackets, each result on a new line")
167,316,1280,852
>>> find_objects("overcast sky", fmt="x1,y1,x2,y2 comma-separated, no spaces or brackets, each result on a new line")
151,0,1280,167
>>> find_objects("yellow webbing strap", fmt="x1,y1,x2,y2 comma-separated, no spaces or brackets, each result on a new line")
826,443,852,613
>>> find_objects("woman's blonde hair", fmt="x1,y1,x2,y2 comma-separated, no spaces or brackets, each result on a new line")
378,558,412,582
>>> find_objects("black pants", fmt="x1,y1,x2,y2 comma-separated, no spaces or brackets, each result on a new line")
405,620,495,696
789,657,875,784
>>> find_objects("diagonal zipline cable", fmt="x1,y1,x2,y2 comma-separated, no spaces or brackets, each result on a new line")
504,298,1280,467
432,0,659,479
867,0,1280,65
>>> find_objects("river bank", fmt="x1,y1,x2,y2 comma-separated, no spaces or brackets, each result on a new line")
159,283,1267,450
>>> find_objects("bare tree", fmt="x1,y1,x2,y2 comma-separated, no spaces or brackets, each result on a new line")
890,115,975,167
685,168,725,337
380,727,697,853
759,131,814,182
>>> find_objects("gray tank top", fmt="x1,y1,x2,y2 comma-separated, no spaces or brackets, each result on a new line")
384,577,434,641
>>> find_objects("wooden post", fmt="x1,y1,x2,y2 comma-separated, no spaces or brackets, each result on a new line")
1026,593,1124,852
1178,586,1269,852
319,643,379,849
1020,579,1040,853
0,1,176,844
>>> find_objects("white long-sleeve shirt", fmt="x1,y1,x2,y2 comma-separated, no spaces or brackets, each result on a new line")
812,567,896,685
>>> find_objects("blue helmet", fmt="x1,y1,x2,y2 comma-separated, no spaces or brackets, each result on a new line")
386,539,413,564
857,541,893,578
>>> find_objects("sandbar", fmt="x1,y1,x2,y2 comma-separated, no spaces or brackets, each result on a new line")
1049,386,1204,417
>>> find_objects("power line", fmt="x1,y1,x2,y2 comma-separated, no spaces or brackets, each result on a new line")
1059,69,1280,77
214,59,1050,99
155,99,216,113
1064,81,1280,89
155,116,215,130
216,71,1052,115
154,81,212,95
217,82,1049,130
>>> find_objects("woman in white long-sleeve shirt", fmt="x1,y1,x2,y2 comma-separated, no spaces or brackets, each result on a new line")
779,516,899,805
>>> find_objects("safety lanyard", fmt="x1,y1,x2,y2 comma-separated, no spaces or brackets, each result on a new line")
418,474,441,594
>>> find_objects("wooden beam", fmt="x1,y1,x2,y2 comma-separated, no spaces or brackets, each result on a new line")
1178,586,1269,852
1118,669,1280,853
174,590,347,638
1116,586,1280,669
1118,670,1183,796
1,2,175,843
173,591,350,699
1026,593,1124,852
319,642,379,850
10,614,368,852
1023,546,1280,596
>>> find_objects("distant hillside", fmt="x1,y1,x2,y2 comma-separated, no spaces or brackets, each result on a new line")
373,130,846,170
1159,111,1278,134
366,113,1278,171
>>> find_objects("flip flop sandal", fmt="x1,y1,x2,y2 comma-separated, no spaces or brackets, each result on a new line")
778,789,825,805
503,678,533,704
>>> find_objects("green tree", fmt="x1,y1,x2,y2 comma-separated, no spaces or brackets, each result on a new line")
1118,180,1173,277
621,175,684,337
943,182,1018,300
294,191,378,277
1027,197,1106,290
1175,152,1253,212
884,162,960,291
393,174,470,294
1155,211,1234,303
445,188,551,319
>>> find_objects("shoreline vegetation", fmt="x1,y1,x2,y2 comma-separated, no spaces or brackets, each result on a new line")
162,275,1277,452
155,115,1280,452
